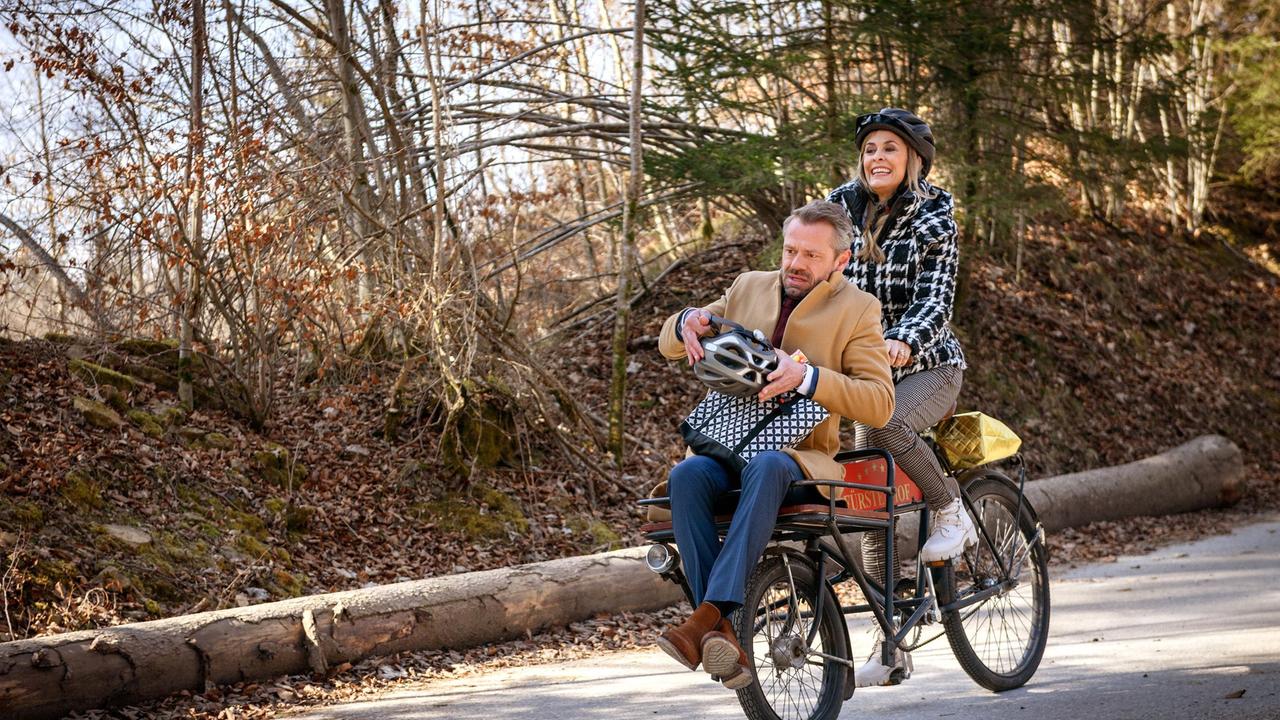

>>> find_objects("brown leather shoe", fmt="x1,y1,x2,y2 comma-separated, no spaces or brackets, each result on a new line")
702,618,754,689
655,602,721,670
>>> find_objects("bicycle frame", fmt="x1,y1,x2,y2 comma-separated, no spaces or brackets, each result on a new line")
792,448,937,668
640,449,1039,670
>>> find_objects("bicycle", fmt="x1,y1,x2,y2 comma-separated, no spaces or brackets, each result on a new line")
639,424,1050,720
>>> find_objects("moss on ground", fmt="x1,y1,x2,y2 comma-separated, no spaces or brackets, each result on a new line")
567,515,623,550
230,507,267,538
159,405,188,427
68,358,139,394
269,568,304,597
414,485,528,540
7,500,45,529
61,468,104,509
126,409,165,438
142,529,206,568
755,234,783,270
252,443,308,487
30,557,82,591
201,432,234,450
284,504,314,534
72,396,124,430
235,533,268,557
120,363,179,392
440,384,520,475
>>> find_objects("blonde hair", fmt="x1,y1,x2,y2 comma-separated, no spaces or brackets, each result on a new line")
853,145,937,263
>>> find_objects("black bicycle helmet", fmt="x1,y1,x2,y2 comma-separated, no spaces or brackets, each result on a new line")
854,108,936,177
693,321,779,398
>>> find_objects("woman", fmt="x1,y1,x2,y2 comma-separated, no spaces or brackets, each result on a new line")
826,108,972,687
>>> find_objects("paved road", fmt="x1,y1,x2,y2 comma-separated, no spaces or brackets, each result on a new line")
293,517,1280,720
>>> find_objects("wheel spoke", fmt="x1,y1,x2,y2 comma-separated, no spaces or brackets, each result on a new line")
943,477,1049,689
739,557,847,720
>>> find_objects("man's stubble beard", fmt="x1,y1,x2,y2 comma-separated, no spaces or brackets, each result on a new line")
783,271,815,300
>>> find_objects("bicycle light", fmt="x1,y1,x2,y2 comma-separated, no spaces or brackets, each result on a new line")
645,543,678,574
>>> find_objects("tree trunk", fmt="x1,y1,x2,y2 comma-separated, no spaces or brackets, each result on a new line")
0,548,682,720
1023,434,1243,532
607,0,645,468
178,0,206,409
33,69,65,333
327,0,378,307
822,0,841,187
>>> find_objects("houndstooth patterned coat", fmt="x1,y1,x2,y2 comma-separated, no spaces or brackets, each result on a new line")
827,178,967,383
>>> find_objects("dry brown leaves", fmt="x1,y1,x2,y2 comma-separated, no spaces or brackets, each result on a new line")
5,213,1280,715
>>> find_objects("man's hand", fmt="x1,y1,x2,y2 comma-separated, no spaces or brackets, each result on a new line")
886,339,912,368
682,309,714,365
759,351,805,402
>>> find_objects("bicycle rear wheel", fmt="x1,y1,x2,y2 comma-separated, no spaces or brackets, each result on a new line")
939,471,1050,691
735,553,848,720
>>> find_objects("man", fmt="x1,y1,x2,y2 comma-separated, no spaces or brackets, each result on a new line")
654,200,895,689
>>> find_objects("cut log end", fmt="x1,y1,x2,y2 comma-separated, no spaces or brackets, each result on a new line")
1027,434,1245,532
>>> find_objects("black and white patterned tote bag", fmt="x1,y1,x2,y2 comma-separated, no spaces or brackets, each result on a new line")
679,390,829,472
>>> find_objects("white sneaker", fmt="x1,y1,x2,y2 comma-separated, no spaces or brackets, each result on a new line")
852,634,913,687
920,498,978,563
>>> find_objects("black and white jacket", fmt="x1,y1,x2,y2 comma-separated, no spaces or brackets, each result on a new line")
827,178,966,383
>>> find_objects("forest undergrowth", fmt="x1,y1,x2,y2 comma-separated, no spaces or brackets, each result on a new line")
1,208,1278,645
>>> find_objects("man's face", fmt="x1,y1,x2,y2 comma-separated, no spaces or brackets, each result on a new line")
780,220,851,299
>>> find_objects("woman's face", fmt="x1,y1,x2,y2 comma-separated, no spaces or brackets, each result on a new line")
861,129,909,201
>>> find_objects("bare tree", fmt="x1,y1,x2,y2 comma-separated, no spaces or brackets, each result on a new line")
607,0,645,468
179,0,208,408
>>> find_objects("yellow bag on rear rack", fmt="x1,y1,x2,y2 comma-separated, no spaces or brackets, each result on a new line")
929,412,1022,469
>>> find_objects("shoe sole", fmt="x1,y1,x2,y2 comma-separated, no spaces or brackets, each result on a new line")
655,636,699,671
701,635,741,676
719,666,754,690
702,635,754,689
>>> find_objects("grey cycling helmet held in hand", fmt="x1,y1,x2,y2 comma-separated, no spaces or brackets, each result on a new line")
855,108,936,177
692,320,779,398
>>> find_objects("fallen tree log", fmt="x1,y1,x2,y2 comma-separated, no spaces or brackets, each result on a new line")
1023,434,1243,531
0,547,683,720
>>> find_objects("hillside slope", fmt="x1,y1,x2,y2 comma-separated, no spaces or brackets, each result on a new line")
1,212,1277,641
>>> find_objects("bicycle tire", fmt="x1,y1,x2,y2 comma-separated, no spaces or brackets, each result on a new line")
938,471,1050,691
735,553,848,720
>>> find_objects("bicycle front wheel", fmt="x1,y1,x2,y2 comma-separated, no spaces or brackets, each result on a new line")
939,471,1050,691
735,553,848,720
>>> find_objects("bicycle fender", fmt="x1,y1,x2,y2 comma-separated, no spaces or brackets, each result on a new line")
956,466,1043,528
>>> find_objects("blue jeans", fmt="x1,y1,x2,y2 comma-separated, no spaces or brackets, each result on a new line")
668,451,804,607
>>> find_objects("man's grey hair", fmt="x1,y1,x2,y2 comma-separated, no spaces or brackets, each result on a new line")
781,200,854,253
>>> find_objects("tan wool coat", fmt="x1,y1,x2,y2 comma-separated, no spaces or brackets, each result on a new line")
660,268,895,489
